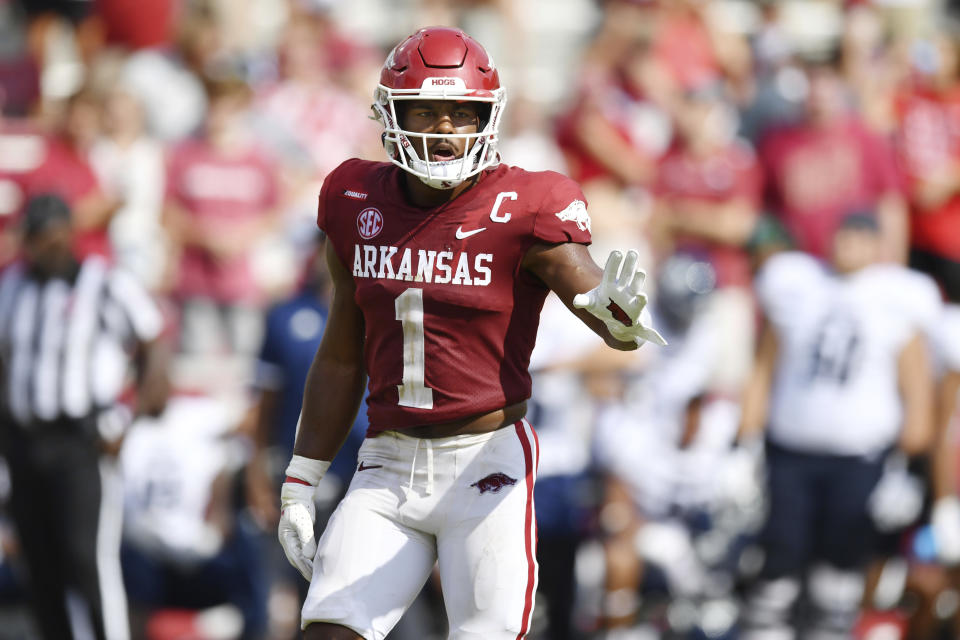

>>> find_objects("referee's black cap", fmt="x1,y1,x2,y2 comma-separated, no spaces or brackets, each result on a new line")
22,194,72,239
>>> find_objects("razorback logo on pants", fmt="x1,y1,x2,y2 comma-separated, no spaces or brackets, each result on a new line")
471,472,517,494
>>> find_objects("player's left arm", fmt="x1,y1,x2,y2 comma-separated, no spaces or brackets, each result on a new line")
897,331,935,456
522,242,663,351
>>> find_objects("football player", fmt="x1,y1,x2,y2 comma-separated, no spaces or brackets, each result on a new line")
739,214,941,639
275,27,665,640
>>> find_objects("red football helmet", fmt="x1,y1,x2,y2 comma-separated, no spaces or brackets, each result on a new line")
372,27,506,189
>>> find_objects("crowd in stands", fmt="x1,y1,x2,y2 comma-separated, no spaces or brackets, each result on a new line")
3,0,960,638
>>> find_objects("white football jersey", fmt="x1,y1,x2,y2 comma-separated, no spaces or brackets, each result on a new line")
757,252,942,456
120,395,241,560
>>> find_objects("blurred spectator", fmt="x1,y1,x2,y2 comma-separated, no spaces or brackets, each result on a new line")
251,10,380,249
759,51,908,262
164,75,280,358
579,0,659,77
650,0,721,93
120,391,267,639
19,0,101,76
23,88,121,259
841,3,901,135
556,37,674,191
90,85,168,290
499,95,568,174
652,83,761,392
94,0,177,51
0,194,168,640
895,31,960,306
120,1,222,141
555,34,675,258
0,1,41,116
739,2,807,142
0,108,46,266
739,215,940,639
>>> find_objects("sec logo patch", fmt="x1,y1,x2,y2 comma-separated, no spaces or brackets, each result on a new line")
357,207,383,239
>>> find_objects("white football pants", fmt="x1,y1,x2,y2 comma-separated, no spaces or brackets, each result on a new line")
302,420,539,640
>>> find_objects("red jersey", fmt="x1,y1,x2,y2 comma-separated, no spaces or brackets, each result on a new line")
654,141,761,287
318,160,592,434
555,77,672,186
760,118,901,258
24,137,111,259
166,139,279,304
651,11,720,91
895,86,960,261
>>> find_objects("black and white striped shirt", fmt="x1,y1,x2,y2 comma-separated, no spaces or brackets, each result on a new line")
0,256,162,427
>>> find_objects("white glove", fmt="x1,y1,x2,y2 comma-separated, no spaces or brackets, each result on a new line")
573,250,667,347
868,454,924,533
932,496,960,566
720,440,765,512
278,455,330,581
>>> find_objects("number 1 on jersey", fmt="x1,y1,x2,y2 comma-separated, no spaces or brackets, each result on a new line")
395,288,434,409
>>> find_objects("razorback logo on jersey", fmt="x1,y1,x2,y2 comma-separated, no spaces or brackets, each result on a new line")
352,243,493,287
554,199,591,233
471,472,517,494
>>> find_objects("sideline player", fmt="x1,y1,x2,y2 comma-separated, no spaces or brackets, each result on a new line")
275,27,665,640
739,214,940,639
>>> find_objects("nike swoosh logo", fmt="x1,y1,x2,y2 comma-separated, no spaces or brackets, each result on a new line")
357,461,383,472
455,226,486,239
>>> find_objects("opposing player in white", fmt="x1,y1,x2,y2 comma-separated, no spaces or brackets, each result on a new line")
740,214,941,640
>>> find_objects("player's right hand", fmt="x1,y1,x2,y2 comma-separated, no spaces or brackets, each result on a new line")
277,455,330,581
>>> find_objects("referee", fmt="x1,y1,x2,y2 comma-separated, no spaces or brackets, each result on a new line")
0,194,168,640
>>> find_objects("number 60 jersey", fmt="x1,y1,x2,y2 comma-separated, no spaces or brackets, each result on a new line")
318,159,592,435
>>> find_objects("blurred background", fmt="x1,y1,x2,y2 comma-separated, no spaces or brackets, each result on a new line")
4,0,960,638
